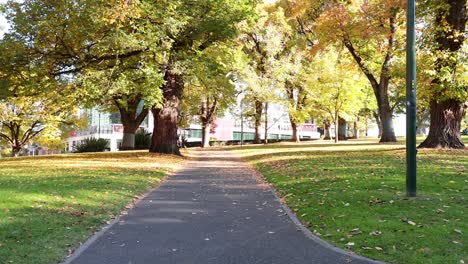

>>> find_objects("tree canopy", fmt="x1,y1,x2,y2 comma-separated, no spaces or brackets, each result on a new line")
0,0,467,156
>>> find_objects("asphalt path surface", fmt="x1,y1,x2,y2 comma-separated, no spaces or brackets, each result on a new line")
66,149,380,264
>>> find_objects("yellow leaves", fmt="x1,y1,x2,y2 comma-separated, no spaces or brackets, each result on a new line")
313,0,405,52
101,0,142,26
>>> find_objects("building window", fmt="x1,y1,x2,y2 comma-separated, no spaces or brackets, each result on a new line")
268,134,279,140
233,132,255,140
189,129,202,139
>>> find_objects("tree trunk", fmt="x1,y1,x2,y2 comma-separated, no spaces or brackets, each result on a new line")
121,130,136,150
334,119,339,143
421,0,467,148
323,120,332,140
116,96,148,151
378,99,396,142
149,67,183,155
373,111,382,138
338,116,347,141
290,118,300,143
253,100,263,144
419,99,466,148
12,145,21,157
120,120,140,150
199,97,217,148
353,121,360,139
201,123,210,148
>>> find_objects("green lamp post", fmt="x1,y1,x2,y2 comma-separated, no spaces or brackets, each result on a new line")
406,0,417,197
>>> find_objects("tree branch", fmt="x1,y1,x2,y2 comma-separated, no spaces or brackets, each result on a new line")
342,35,379,90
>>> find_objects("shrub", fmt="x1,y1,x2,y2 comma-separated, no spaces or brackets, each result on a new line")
75,138,108,153
135,130,151,150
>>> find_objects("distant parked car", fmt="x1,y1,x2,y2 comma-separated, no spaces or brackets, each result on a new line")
462,128,468,135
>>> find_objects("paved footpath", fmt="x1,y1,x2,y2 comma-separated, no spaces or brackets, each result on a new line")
66,150,380,264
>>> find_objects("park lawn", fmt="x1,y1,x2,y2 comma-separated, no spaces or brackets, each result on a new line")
0,151,184,264
233,138,467,264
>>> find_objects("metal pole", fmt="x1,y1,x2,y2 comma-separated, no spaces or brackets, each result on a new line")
98,112,101,138
406,0,417,197
240,100,244,147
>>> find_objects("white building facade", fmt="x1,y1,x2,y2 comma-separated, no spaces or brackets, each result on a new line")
66,102,321,152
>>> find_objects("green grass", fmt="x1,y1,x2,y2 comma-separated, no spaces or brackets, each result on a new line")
233,138,467,264
0,151,184,264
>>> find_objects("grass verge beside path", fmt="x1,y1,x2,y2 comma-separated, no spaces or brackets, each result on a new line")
233,138,467,264
0,151,184,264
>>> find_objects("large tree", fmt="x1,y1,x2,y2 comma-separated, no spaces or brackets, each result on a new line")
183,44,238,148
238,4,292,144
283,51,313,143
418,0,468,148
286,0,405,142
308,49,367,143
149,0,255,154
2,0,170,150
0,96,75,156
2,0,254,155
82,62,163,150
0,35,76,157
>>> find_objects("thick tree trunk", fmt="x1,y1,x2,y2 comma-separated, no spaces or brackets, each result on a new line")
334,120,339,143
380,108,396,143
201,123,210,148
334,113,339,143
253,100,263,144
421,0,467,148
120,119,141,150
149,67,183,155
338,116,347,141
116,96,148,151
373,111,382,138
12,145,21,157
199,97,217,148
353,121,360,139
290,118,300,143
121,131,136,150
323,120,332,140
419,99,466,148
378,101,396,142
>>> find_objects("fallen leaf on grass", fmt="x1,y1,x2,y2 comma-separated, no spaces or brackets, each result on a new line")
349,228,362,236
417,247,431,253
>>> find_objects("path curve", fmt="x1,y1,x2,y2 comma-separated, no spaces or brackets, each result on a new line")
64,149,382,264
